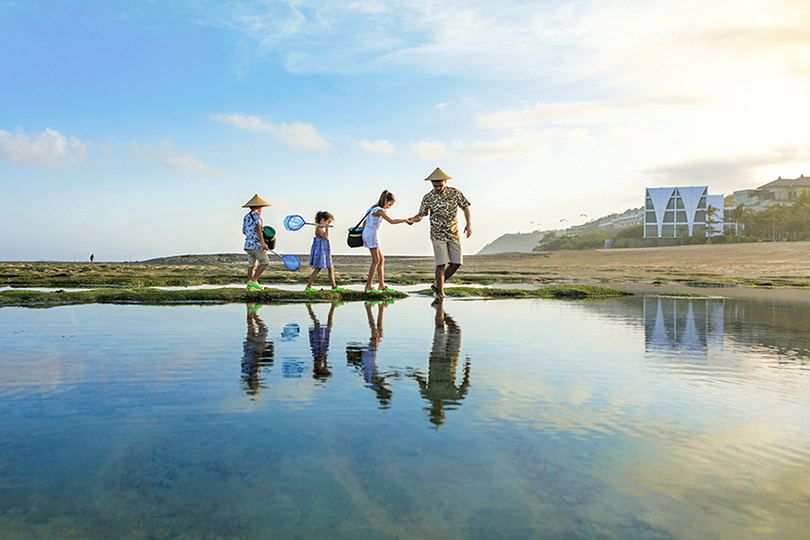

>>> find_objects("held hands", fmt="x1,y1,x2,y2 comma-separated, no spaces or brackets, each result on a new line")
406,218,414,225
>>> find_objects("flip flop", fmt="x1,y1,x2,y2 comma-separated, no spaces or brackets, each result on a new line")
330,287,344,292
430,284,439,296
304,287,318,292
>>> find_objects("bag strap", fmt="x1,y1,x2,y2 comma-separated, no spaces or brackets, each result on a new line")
352,207,374,230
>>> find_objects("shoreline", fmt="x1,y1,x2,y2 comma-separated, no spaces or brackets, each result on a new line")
2,242,809,305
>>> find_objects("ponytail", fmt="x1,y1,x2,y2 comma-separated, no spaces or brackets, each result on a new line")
376,190,395,208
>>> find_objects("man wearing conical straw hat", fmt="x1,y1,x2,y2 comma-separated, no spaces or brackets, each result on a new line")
409,167,472,298
242,194,271,291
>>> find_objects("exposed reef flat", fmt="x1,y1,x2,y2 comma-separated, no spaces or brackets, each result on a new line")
0,285,632,308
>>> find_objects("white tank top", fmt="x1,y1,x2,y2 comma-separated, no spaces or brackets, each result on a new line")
365,205,383,232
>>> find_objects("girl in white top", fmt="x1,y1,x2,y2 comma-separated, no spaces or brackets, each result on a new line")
362,190,412,292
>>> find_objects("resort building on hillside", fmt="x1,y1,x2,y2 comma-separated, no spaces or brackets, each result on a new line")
644,186,726,238
733,175,810,212
598,208,644,230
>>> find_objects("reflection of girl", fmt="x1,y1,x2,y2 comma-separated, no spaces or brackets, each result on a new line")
346,302,392,406
307,303,337,381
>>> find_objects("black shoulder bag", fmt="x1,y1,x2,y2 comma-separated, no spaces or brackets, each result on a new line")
347,208,374,248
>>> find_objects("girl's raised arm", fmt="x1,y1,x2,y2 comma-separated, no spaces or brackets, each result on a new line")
376,209,408,225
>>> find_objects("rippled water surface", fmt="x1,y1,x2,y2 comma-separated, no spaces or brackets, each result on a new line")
1,296,809,539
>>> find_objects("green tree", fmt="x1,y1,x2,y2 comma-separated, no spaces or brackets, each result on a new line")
705,204,720,242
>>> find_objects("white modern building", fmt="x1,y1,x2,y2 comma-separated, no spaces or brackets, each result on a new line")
644,186,725,238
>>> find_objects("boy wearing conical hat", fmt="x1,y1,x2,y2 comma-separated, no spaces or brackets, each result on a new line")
409,168,472,298
242,194,271,291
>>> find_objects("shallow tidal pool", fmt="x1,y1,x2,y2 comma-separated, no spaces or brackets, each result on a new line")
1,296,809,539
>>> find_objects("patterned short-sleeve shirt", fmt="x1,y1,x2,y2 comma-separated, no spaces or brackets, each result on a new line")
418,186,471,241
243,211,264,250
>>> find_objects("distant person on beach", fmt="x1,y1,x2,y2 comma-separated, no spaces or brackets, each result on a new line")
242,194,271,291
305,211,342,292
90,253,94,263
409,168,471,298
362,190,413,292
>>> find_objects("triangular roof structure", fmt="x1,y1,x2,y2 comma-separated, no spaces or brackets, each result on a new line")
759,175,810,189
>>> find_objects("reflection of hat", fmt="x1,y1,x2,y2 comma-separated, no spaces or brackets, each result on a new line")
243,194,271,208
425,167,452,181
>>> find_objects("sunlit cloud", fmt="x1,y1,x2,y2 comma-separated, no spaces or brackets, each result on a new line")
0,127,87,168
457,128,596,162
434,102,449,109
211,113,332,153
358,138,395,155
412,140,448,161
648,144,810,191
130,141,220,176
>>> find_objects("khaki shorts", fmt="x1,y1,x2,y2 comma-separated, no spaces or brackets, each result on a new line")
431,239,462,266
245,248,270,267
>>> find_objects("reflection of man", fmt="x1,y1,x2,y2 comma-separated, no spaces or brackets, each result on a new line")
346,301,392,407
409,167,471,298
414,298,471,427
307,303,337,381
241,304,274,396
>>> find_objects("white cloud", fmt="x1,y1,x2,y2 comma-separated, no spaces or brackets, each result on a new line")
0,127,87,168
412,141,448,161
131,141,220,176
434,102,449,109
211,113,332,153
358,138,395,155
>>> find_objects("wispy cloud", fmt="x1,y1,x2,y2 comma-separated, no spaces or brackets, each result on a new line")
190,0,587,79
0,127,87,168
130,141,220,176
412,141,448,161
457,128,597,162
358,138,395,155
211,113,332,153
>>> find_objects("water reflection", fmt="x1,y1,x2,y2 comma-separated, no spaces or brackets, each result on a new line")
643,296,724,356
346,301,393,407
411,298,471,428
4,297,810,538
639,296,810,362
241,304,274,396
307,303,336,382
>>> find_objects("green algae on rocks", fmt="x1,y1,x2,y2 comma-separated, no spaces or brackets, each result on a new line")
0,287,407,308
415,285,633,299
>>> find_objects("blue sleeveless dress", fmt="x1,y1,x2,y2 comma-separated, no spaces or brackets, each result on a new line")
309,237,333,268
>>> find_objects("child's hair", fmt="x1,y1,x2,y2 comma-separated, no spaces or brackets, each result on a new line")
376,190,395,208
315,211,334,223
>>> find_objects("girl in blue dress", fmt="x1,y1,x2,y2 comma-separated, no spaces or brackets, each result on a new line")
305,211,342,291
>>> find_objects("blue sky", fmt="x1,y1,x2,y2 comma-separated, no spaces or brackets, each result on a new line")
2,0,809,261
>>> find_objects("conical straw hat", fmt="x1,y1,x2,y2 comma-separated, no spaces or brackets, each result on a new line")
242,194,271,208
425,167,452,181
